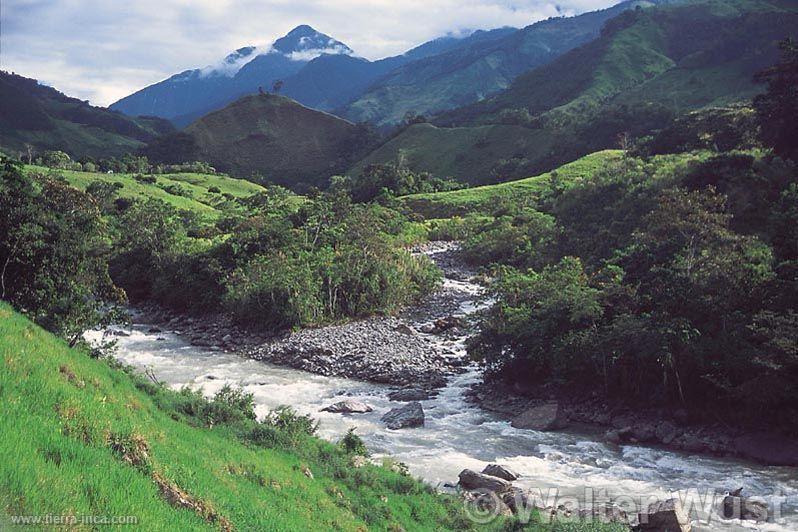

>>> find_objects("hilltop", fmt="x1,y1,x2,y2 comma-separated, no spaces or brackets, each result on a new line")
184,94,373,189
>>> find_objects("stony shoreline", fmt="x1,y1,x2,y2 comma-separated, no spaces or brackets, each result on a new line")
467,381,798,467
130,242,475,392
128,242,798,468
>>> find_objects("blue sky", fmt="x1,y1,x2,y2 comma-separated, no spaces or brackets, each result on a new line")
0,0,617,106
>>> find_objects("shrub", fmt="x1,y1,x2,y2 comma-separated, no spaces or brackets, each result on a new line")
134,173,157,184
339,428,368,456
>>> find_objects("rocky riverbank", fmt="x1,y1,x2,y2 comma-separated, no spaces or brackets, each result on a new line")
468,381,798,467
130,242,476,391
130,241,798,467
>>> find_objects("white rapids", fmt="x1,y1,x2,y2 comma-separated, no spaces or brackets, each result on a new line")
86,245,798,531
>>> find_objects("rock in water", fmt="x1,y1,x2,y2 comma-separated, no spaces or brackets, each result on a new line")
321,400,373,414
722,490,769,521
458,469,512,492
381,402,424,429
636,498,691,532
482,464,519,481
388,388,430,401
511,401,567,431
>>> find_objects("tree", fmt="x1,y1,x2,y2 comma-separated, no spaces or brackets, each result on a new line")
272,80,284,94
41,150,72,169
754,38,798,161
0,158,123,343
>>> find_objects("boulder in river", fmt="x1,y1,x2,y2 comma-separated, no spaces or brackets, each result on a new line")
458,469,511,493
464,489,514,517
433,316,462,333
482,464,519,481
381,402,424,429
722,489,769,521
321,400,373,414
394,323,416,335
636,498,691,532
511,401,567,431
388,388,430,402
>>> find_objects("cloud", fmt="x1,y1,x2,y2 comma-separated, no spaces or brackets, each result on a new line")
0,0,618,106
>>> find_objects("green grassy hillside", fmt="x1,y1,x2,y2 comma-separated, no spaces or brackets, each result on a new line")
351,123,554,185
24,165,268,219
399,149,715,219
0,303,491,530
0,71,173,160
185,94,373,190
399,151,621,218
355,0,796,183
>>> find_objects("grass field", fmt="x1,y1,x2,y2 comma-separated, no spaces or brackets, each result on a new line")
400,150,622,218
25,165,268,218
399,149,716,219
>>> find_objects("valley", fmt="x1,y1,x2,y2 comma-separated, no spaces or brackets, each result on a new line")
1,0,797,529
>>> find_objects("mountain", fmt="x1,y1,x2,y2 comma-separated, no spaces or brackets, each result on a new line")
0,71,174,159
110,25,354,127
339,0,668,127
182,93,372,189
354,0,797,183
111,25,523,128
273,28,518,115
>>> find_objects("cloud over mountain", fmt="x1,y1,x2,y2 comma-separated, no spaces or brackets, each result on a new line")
1,0,617,105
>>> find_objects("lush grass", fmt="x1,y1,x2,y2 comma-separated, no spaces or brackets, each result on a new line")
0,303,457,530
25,165,268,219
400,150,623,218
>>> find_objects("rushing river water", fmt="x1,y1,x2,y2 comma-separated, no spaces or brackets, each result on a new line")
86,246,797,531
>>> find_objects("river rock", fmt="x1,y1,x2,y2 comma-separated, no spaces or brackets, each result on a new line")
734,433,798,466
636,498,691,532
321,400,373,414
501,487,538,515
631,423,656,442
394,323,415,335
381,402,424,429
464,489,514,517
388,388,430,401
605,429,622,445
722,491,769,521
433,316,461,332
511,401,567,431
655,421,679,445
482,464,519,481
458,469,511,492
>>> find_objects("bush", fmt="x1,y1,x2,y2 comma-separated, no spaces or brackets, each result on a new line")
339,428,368,456
134,173,157,184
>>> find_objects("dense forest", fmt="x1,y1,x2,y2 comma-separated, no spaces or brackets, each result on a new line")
454,40,798,431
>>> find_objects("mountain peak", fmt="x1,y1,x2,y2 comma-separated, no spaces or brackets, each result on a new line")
273,25,353,59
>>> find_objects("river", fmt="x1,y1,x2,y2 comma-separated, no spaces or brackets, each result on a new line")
86,245,797,531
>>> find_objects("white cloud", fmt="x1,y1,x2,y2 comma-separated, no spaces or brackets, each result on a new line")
0,0,618,106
